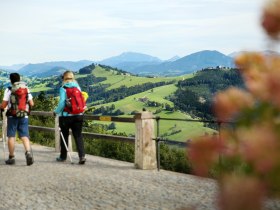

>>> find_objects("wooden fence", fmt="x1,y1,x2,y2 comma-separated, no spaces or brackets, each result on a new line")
1,110,157,170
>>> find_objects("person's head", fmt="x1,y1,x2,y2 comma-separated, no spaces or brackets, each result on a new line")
10,73,20,84
62,71,75,82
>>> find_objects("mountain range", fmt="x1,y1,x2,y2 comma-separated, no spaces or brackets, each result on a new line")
13,60,93,77
99,50,235,76
0,50,237,77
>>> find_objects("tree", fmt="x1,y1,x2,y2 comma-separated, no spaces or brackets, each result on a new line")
108,122,116,130
33,91,57,111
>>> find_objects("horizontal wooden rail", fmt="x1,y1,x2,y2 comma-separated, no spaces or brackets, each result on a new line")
153,116,233,124
29,125,55,132
30,111,55,117
28,125,134,143
30,111,135,123
82,132,134,143
83,114,135,123
153,137,188,147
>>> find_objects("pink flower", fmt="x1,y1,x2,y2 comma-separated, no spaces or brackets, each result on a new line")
261,0,280,39
235,52,280,105
188,135,223,177
219,130,239,158
213,88,254,121
218,175,265,210
264,56,280,106
237,125,280,174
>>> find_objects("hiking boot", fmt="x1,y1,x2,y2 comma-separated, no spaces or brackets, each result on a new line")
25,151,34,166
79,157,86,164
5,156,15,165
56,157,66,162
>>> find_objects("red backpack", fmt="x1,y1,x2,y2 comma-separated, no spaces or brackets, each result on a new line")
8,82,30,117
63,87,86,114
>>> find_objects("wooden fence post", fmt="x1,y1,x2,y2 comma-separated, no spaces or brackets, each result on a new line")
134,111,157,170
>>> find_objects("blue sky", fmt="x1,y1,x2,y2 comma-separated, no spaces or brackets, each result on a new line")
0,0,272,65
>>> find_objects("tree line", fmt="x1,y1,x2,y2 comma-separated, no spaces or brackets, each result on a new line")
171,68,245,123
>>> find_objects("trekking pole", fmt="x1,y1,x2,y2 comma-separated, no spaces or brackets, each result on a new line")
1,109,6,162
59,128,74,164
2,131,6,161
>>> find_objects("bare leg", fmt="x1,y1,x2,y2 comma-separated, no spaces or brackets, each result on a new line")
21,136,31,152
7,137,15,156
22,136,33,166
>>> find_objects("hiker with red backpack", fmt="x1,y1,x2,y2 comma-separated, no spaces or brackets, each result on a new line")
54,71,86,164
0,73,34,166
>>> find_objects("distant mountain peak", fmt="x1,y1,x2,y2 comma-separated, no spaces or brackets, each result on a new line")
0,63,26,71
99,52,162,71
166,55,180,62
129,50,235,76
17,60,93,77
101,52,162,63
188,50,225,56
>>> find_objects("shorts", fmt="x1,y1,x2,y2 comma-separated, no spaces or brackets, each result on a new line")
7,117,29,138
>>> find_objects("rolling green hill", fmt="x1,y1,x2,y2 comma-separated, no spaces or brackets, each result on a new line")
28,65,191,93
24,64,218,141
1,63,244,146
89,83,215,141
92,84,177,113
91,65,187,90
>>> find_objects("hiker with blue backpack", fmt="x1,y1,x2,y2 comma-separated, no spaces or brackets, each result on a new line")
54,71,86,164
0,73,34,166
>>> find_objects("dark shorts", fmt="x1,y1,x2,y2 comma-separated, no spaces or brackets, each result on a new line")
7,117,29,138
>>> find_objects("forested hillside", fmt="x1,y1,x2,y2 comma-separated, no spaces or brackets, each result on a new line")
0,70,10,86
171,67,245,121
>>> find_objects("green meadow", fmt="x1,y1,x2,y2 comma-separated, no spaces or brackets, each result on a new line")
92,66,188,90
91,83,215,141
26,66,215,141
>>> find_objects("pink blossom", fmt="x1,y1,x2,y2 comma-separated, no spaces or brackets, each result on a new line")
213,88,254,121
237,125,280,174
188,135,223,177
261,0,280,38
218,175,265,210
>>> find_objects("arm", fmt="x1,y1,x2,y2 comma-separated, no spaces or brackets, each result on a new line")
54,87,66,114
29,99,34,107
1,88,10,109
27,90,34,107
0,101,8,110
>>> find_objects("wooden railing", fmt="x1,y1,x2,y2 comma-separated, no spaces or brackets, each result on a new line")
1,110,157,170
29,111,136,151
2,110,229,171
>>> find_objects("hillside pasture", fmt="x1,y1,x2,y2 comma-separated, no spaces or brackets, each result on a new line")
94,112,215,142
92,66,189,90
89,83,216,141
92,84,177,113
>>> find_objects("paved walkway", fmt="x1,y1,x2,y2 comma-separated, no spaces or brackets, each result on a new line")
0,142,279,210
